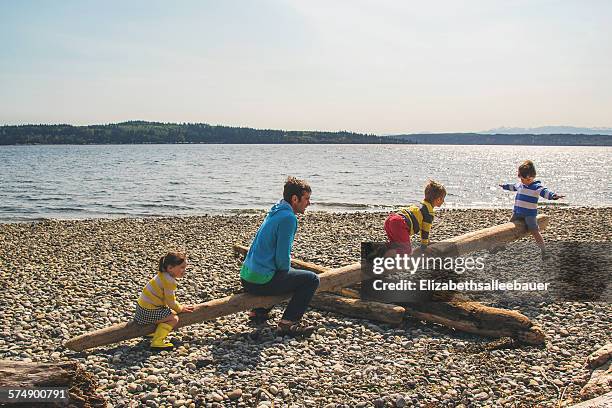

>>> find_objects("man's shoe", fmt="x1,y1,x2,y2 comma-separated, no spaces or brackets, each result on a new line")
277,321,315,338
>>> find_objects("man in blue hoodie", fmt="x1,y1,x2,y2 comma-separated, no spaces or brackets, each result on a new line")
240,176,320,336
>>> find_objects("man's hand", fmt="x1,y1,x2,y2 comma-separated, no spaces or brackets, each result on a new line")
181,305,195,313
552,194,565,200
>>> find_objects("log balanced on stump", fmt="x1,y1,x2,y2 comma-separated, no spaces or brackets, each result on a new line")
234,244,545,344
65,215,549,351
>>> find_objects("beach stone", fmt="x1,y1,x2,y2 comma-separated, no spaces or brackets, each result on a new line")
228,389,242,400
475,392,490,401
142,392,158,401
394,395,406,407
145,375,159,386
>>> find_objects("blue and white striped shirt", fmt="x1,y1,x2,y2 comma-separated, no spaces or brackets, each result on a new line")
502,180,557,216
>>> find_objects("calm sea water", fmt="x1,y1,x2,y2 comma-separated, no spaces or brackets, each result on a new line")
0,144,610,222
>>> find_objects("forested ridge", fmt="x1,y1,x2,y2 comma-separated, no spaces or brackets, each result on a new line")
0,122,394,145
1,122,609,145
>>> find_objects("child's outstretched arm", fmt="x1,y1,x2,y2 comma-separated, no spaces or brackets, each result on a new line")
537,185,565,200
499,182,519,191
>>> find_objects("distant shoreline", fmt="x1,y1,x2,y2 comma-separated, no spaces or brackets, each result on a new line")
1,122,611,146
2,141,612,146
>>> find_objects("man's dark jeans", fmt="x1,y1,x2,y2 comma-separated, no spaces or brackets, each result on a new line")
241,268,320,322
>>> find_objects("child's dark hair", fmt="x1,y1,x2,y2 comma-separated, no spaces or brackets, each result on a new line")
424,180,446,203
159,251,186,273
283,176,311,203
518,160,536,178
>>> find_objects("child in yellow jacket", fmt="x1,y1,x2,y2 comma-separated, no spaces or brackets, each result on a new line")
134,252,194,350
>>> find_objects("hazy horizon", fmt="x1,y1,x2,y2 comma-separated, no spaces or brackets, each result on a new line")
1,0,611,134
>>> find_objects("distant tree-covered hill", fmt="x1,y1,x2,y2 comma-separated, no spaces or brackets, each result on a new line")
0,122,397,145
388,133,612,146
481,126,612,135
0,122,610,145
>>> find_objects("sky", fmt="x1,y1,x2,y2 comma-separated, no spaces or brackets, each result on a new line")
1,0,611,134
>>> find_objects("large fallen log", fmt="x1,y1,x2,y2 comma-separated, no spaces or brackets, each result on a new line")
404,297,545,344
65,215,549,351
311,293,405,325
234,244,545,344
0,359,106,407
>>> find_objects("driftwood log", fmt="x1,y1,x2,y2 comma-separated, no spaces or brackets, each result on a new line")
65,215,549,351
404,297,545,344
587,344,612,369
580,344,612,401
0,359,105,407
234,244,545,344
310,293,405,325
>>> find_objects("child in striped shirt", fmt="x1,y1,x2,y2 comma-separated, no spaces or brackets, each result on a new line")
500,160,564,260
385,180,447,255
134,252,194,350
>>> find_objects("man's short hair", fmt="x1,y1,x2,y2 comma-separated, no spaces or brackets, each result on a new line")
283,176,311,203
518,160,536,178
424,180,446,203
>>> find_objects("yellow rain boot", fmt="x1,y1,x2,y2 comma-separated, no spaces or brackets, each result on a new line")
150,323,174,350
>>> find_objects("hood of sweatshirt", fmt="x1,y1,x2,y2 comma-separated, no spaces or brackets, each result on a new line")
268,199,294,216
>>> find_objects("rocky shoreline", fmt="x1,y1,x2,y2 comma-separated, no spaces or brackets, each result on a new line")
1,207,611,407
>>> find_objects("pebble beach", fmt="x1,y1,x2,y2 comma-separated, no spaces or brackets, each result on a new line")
1,207,611,407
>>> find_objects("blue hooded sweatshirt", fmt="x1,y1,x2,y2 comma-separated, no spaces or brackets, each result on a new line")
240,200,297,284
